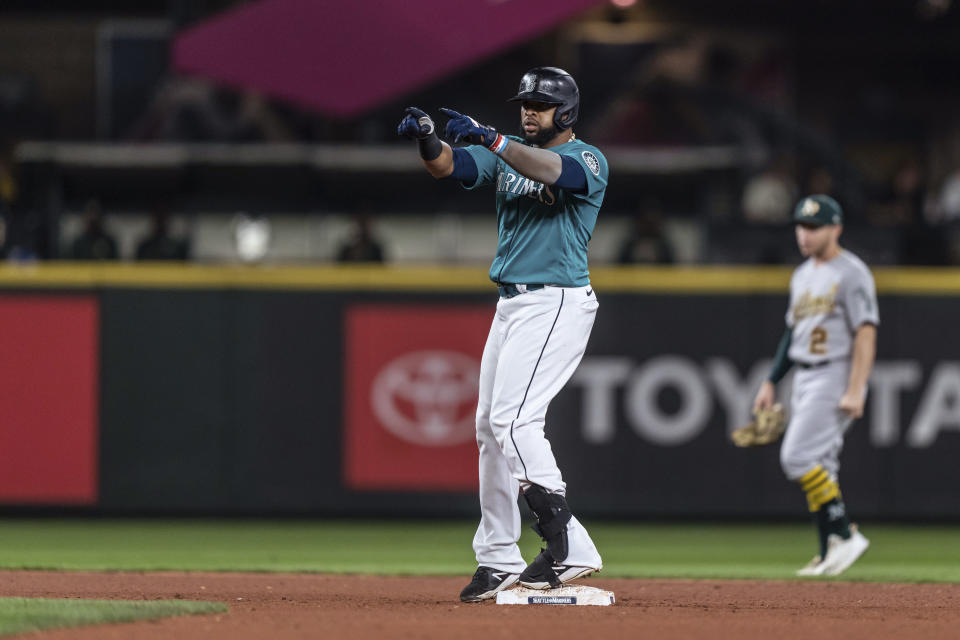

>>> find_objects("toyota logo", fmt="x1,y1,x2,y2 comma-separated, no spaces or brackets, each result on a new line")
371,350,480,446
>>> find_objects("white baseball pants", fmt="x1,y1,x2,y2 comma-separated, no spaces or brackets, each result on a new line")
471,285,603,574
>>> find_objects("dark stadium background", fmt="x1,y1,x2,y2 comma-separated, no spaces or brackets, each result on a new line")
1,0,958,521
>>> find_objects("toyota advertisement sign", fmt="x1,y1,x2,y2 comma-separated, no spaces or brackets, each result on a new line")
344,306,490,491
29,285,956,517
337,293,960,518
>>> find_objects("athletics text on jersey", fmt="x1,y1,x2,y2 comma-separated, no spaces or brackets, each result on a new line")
786,250,879,364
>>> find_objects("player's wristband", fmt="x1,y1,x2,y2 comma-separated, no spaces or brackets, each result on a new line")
487,133,509,156
418,132,442,161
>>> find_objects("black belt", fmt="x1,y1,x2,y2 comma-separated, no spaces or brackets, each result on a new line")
497,283,545,298
798,360,831,370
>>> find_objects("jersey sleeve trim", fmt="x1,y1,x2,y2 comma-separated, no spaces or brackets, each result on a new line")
449,148,479,184
568,144,608,201
553,154,588,193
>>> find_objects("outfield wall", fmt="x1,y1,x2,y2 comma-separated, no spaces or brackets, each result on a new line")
1,264,958,519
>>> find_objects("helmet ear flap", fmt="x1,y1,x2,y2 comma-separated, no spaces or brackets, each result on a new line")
554,103,578,130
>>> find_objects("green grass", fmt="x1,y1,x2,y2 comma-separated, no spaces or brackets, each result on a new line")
0,519,956,583
0,597,226,637
593,523,960,582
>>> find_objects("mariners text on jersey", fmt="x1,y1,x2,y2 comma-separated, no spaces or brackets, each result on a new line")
462,136,609,288
495,169,557,205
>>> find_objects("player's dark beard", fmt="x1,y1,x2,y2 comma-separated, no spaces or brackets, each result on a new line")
521,122,559,147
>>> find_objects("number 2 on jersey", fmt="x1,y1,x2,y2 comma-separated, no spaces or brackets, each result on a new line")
810,326,828,355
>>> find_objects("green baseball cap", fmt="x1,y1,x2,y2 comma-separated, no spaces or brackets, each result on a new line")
793,194,843,226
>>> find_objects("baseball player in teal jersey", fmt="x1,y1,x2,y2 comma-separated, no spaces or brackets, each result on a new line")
753,194,878,576
398,67,608,602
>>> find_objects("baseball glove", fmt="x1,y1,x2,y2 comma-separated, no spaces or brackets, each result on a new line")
731,403,786,447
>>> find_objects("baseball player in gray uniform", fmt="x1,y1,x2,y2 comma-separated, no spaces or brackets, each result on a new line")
398,67,607,601
754,194,878,576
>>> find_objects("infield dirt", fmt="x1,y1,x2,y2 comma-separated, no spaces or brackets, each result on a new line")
2,571,958,640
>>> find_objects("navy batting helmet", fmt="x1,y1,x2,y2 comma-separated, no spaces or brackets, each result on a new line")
508,67,579,130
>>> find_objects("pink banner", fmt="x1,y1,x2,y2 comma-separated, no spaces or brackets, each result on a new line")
173,0,602,118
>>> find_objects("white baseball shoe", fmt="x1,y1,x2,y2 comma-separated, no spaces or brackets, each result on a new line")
796,554,826,576
819,524,870,576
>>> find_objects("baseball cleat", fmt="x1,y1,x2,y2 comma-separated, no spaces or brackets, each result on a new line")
795,555,826,576
820,525,870,576
459,566,520,602
518,549,598,590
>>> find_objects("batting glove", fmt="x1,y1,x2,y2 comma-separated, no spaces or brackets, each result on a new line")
397,107,435,140
440,108,508,154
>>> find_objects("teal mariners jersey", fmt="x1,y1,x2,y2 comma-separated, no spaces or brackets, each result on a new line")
461,136,609,287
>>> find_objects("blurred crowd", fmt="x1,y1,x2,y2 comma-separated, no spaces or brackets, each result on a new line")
1,5,960,266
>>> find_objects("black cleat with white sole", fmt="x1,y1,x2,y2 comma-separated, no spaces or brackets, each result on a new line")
459,566,520,602
518,549,597,590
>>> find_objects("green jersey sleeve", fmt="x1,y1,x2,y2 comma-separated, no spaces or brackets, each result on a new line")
460,145,500,190
555,143,609,205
